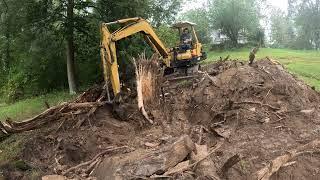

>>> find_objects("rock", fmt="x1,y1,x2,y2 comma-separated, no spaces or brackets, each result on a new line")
249,107,256,112
164,160,190,175
42,175,66,180
92,135,195,180
144,142,160,148
213,126,232,139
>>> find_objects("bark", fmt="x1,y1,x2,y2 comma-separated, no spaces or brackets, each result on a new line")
66,0,77,94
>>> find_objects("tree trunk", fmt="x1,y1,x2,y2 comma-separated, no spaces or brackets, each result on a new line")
66,0,77,94
4,24,10,71
1,0,10,72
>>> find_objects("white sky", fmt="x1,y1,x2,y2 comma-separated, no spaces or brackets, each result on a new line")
182,0,288,12
268,0,288,11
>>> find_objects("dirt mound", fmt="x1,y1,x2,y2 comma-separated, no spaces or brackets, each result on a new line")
1,58,320,180
163,59,320,179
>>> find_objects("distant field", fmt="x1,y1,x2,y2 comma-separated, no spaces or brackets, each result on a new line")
204,48,320,91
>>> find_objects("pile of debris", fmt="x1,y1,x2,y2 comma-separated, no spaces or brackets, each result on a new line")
1,58,320,180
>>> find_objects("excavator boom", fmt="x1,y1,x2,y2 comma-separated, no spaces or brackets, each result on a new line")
100,18,171,96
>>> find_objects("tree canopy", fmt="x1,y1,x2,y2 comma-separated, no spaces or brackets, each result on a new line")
208,0,261,46
0,0,182,101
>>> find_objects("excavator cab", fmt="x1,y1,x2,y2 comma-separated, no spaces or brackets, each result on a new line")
172,21,198,50
168,21,207,71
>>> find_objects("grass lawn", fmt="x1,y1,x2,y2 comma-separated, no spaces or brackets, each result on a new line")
204,48,320,90
0,91,75,122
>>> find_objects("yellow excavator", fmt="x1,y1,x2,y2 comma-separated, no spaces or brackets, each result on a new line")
100,17,206,97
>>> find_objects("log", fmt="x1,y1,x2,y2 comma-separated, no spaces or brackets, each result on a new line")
0,84,111,138
1,114,61,133
92,135,195,180
5,104,65,127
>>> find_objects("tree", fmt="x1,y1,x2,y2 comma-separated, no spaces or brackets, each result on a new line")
0,0,183,101
208,0,261,46
270,8,291,47
66,0,77,94
148,0,183,27
0,0,11,72
252,27,265,47
180,7,212,44
295,0,320,49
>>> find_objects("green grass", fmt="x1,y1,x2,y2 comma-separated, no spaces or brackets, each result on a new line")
204,48,320,90
0,91,75,122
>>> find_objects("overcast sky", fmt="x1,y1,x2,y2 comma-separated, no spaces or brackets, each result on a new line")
182,0,288,12
268,0,288,10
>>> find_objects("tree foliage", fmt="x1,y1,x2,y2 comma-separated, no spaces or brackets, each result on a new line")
208,0,261,46
268,0,320,50
270,8,293,48
0,0,182,102
180,8,211,44
295,0,320,49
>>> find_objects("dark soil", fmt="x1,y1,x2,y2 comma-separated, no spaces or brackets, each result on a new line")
1,58,320,180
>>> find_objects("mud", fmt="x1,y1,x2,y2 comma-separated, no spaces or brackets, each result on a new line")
1,58,320,180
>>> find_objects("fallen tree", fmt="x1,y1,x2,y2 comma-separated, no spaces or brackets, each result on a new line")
0,85,108,138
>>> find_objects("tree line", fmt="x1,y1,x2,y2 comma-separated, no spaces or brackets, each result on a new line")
270,0,320,49
182,0,320,50
0,0,319,102
0,0,181,102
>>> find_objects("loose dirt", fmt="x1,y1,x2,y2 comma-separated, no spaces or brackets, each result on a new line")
1,58,320,180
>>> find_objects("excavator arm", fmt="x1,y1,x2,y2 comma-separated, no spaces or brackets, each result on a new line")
100,17,171,97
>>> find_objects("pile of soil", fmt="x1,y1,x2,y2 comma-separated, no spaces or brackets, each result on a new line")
1,58,320,180
164,59,320,179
